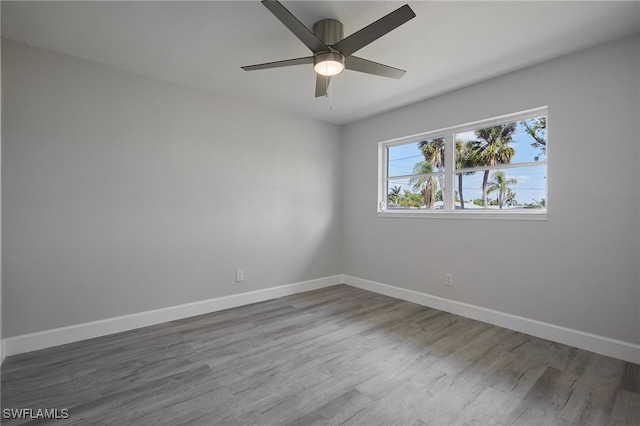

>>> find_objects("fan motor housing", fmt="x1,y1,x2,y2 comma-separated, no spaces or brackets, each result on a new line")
312,19,344,46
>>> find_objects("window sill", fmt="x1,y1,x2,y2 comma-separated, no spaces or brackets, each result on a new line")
377,209,548,221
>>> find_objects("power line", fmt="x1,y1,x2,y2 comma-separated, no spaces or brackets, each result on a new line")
389,154,423,162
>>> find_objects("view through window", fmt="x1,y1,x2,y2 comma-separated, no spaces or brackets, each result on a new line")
380,108,547,216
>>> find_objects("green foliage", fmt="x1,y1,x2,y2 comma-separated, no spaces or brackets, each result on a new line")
388,185,402,203
473,198,498,206
409,161,438,209
521,117,547,161
418,138,445,170
487,170,518,209
397,190,423,208
455,140,478,209
418,138,445,209
470,123,517,207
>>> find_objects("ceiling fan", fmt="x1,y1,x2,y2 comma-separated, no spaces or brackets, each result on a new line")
242,0,416,97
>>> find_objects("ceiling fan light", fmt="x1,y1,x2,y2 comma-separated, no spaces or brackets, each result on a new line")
314,52,345,77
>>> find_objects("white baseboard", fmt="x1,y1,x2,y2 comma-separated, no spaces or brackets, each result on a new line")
5,274,639,364
4,275,342,357
343,275,640,364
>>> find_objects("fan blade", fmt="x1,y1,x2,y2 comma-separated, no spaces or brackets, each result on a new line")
242,56,314,71
345,56,406,79
315,74,331,97
262,0,329,54
332,4,415,57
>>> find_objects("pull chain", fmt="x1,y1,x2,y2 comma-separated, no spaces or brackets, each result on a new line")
323,73,332,111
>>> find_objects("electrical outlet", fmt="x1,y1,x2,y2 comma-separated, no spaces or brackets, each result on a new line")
236,269,244,282
445,273,453,287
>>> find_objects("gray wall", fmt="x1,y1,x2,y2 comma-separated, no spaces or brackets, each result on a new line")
341,35,640,345
3,34,639,348
2,38,342,337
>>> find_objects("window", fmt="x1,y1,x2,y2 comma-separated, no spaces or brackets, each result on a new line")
379,107,547,219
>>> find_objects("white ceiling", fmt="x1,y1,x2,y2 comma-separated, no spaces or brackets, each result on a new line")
2,1,639,125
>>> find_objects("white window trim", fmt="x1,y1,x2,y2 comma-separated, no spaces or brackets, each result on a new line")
378,107,548,220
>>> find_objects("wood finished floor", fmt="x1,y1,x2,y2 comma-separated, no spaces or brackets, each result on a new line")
1,284,638,425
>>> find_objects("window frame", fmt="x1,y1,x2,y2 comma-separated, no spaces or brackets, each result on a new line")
378,107,548,220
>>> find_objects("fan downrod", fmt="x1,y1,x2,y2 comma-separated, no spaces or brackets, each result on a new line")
312,19,344,46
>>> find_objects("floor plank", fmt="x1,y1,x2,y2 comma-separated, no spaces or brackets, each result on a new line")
2,284,638,425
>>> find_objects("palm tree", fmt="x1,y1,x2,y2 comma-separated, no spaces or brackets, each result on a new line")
418,138,445,200
455,140,477,209
487,171,518,209
388,185,402,204
522,116,546,161
408,161,437,209
471,124,517,207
